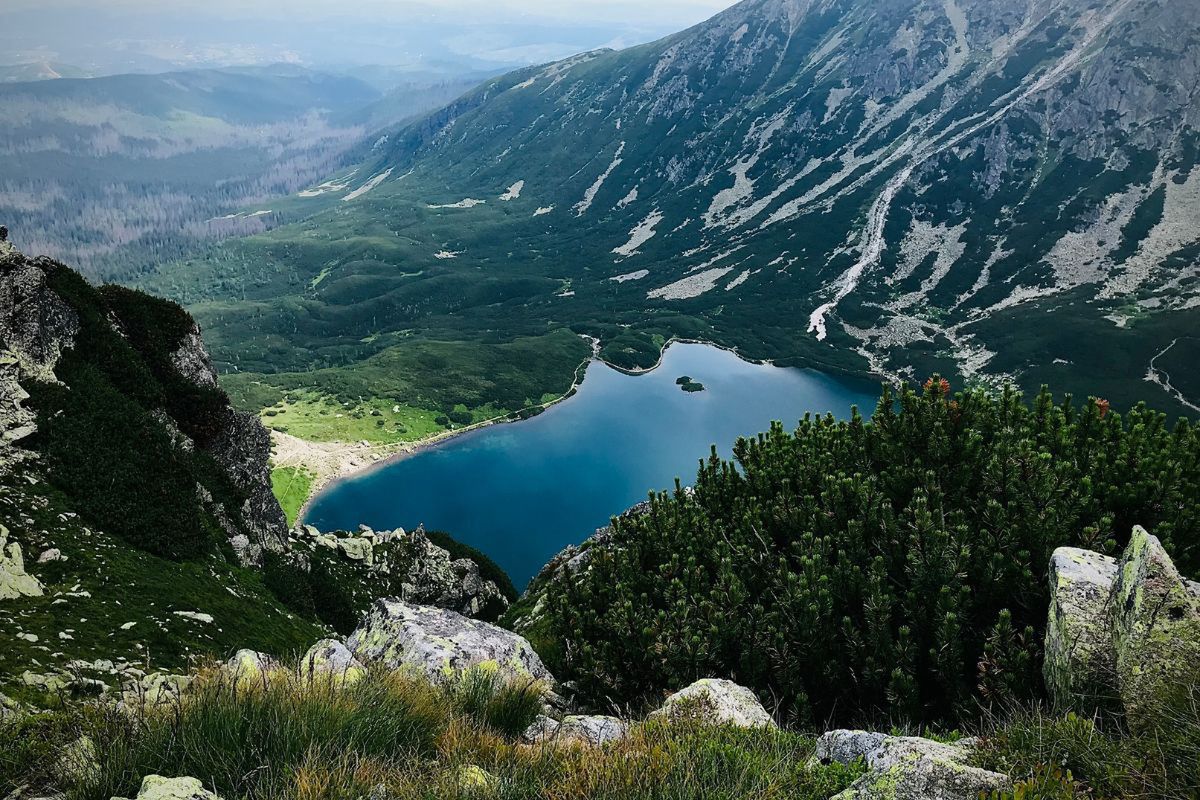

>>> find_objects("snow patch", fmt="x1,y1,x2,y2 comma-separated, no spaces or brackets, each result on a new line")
533,206,555,216
617,187,638,208
434,250,463,260
610,270,649,283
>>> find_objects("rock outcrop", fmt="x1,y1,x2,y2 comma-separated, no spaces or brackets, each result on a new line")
296,525,509,620
348,599,553,687
0,250,79,384
817,731,1011,800
649,678,776,729
1044,526,1200,731
0,522,43,600
206,407,289,561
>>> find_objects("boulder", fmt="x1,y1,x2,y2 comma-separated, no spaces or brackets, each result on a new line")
555,715,629,746
0,523,44,600
337,536,374,565
1110,527,1200,733
454,765,499,796
813,730,889,766
1042,527,1200,732
114,775,224,800
649,678,776,728
348,599,553,687
299,639,366,685
521,714,561,744
1044,547,1120,711
223,650,279,691
819,732,1010,800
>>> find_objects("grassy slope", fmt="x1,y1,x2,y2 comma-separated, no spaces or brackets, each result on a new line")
0,465,324,693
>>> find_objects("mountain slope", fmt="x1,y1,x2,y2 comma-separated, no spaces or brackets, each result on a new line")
148,0,1200,417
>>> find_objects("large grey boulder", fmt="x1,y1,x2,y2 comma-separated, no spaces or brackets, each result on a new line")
649,678,776,728
1110,527,1200,733
348,599,553,687
555,715,629,746
1042,527,1200,732
1044,547,1120,711
818,732,1010,800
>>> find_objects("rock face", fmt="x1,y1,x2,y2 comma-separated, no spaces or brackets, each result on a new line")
0,523,43,600
0,251,80,384
206,408,289,562
818,731,1010,800
649,678,776,728
1044,527,1200,731
348,599,553,686
296,525,510,620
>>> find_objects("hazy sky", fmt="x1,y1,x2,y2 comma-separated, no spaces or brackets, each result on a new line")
1,0,741,73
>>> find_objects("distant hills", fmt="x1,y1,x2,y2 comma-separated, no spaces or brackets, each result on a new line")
0,66,488,281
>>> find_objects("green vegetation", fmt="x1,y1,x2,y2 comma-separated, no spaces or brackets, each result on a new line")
271,467,316,527
4,663,863,800
0,468,323,682
218,330,592,443
534,381,1200,725
979,700,1200,800
26,266,238,560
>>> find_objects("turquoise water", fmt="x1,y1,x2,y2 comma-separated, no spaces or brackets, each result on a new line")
304,343,879,588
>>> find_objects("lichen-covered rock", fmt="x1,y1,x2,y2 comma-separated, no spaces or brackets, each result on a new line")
649,678,776,728
117,775,224,800
555,715,629,746
1110,526,1200,733
337,536,374,565
814,730,889,766
0,523,44,600
1044,547,1120,711
300,639,366,685
454,765,499,796
821,734,1010,800
521,714,561,744
223,649,279,691
348,599,553,687
121,672,192,713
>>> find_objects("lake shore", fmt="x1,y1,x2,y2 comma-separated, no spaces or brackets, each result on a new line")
279,336,601,524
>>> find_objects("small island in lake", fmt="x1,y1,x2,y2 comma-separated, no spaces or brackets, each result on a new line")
675,375,706,393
